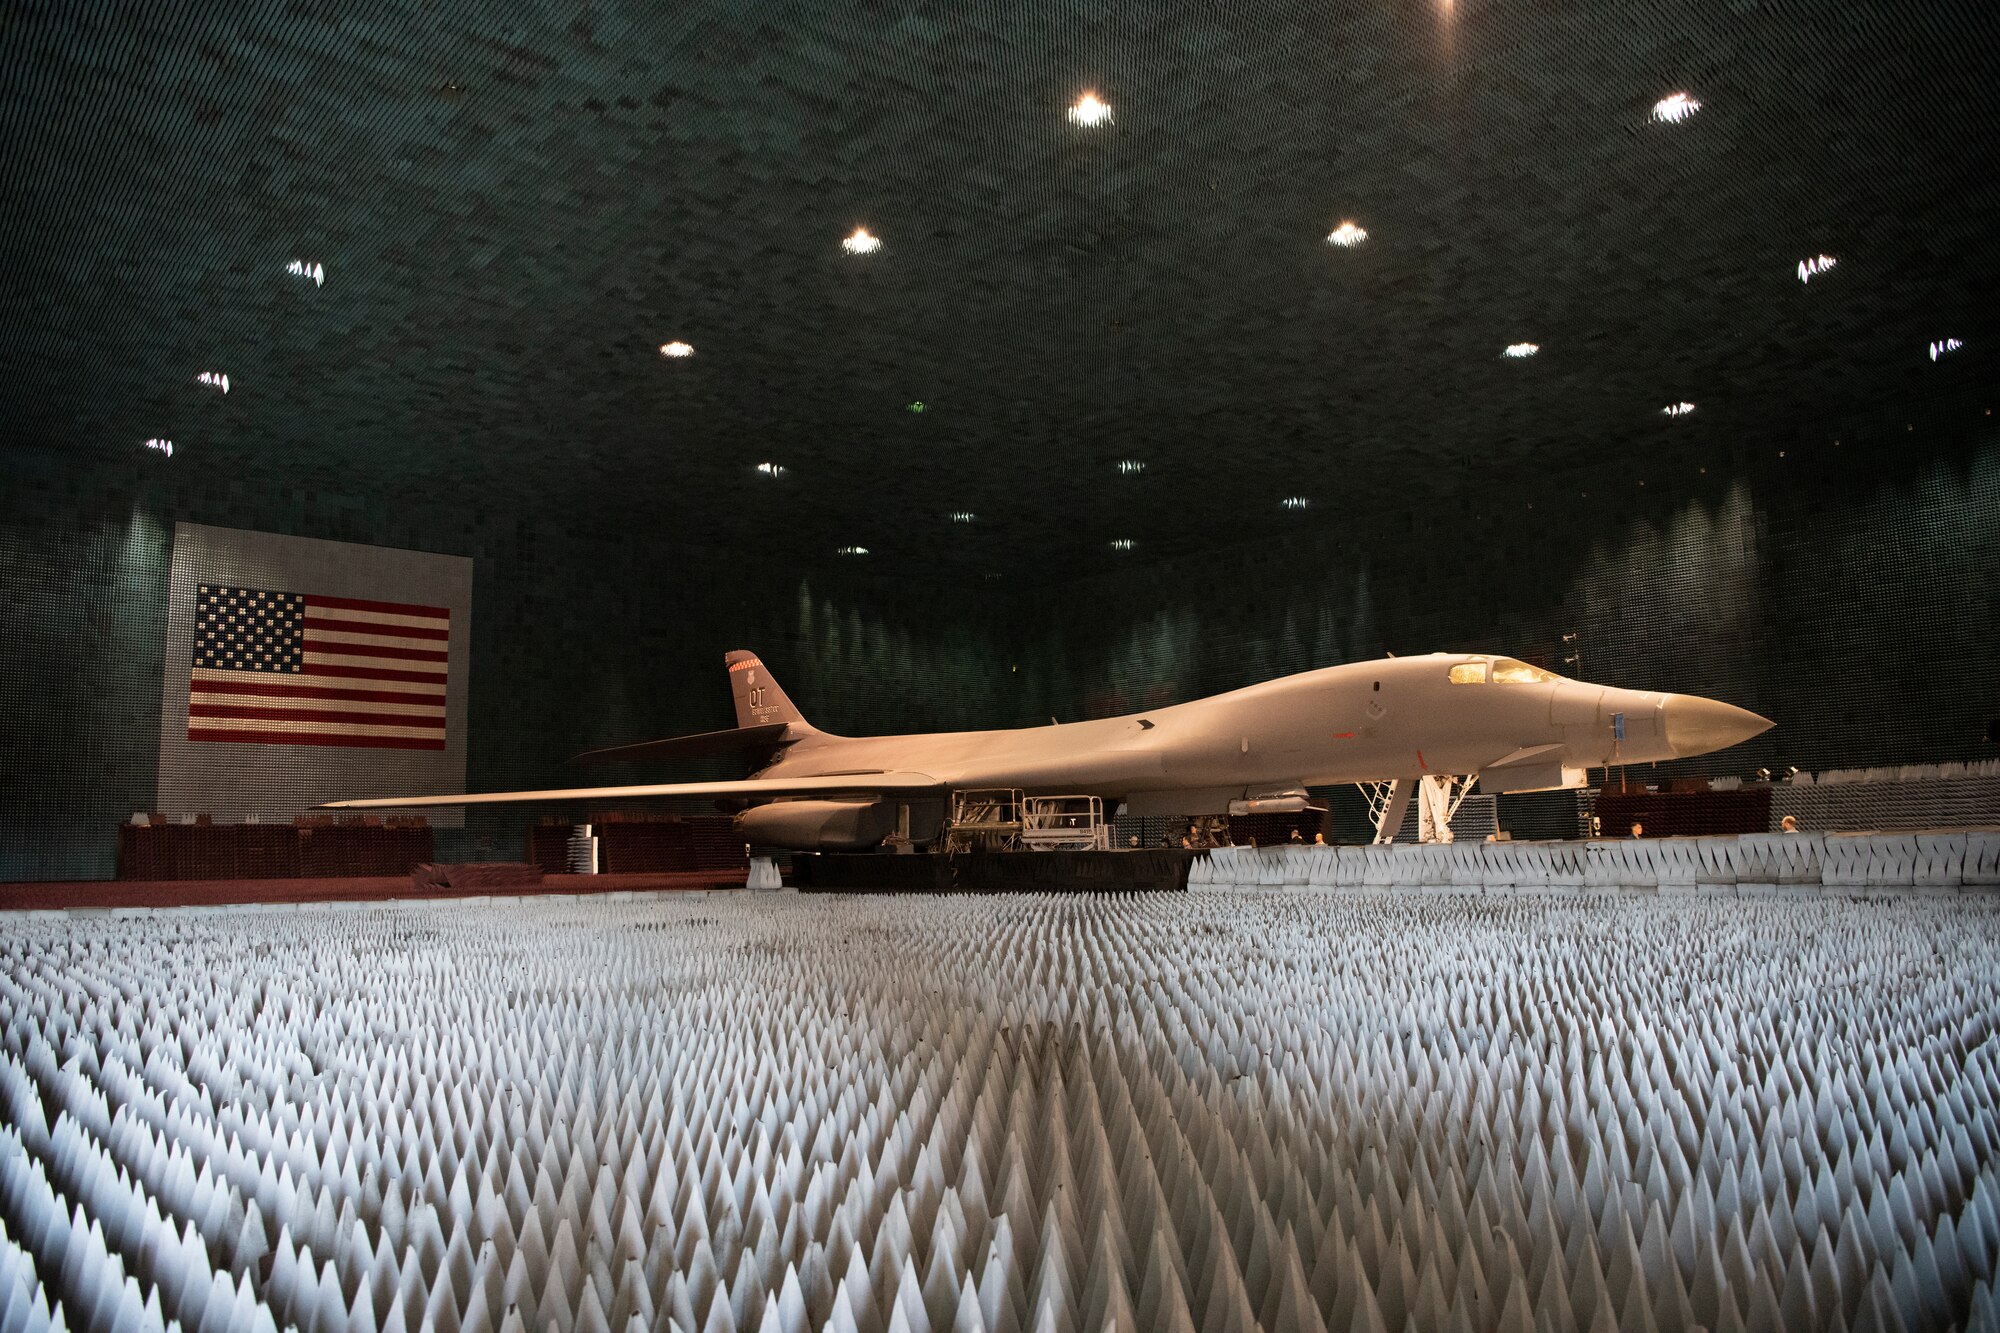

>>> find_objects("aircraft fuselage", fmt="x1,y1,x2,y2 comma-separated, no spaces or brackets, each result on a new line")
323,650,1771,846
751,653,1766,807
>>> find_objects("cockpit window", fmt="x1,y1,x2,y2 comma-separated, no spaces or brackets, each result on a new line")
1491,658,1560,684
1448,662,1487,684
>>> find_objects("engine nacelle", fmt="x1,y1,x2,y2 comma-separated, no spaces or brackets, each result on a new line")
735,799,897,851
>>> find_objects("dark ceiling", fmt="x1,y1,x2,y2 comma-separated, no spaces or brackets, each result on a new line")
3,0,1996,570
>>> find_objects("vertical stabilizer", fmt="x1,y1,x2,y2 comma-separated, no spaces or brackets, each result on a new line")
725,651,814,731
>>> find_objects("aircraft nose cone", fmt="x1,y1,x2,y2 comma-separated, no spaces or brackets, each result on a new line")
1663,695,1773,758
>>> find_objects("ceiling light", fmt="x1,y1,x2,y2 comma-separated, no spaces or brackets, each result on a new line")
950,512,975,523
1326,221,1368,248
1068,92,1112,127
1796,255,1837,284
1280,497,1311,510
196,371,230,393
755,462,786,477
1110,539,1134,551
659,341,694,358
1662,402,1696,417
1650,93,1700,123
285,259,324,287
1502,343,1539,358
144,438,173,457
906,401,926,413
1930,338,1964,361
836,545,869,555
842,227,881,255
1116,459,1145,474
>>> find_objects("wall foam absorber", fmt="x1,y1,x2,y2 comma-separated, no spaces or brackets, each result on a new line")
2,891,1998,1332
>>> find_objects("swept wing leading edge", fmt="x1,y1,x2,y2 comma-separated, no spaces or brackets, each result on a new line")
319,771,945,811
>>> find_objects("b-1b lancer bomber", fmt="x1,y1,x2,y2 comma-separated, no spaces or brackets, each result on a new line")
325,650,1772,849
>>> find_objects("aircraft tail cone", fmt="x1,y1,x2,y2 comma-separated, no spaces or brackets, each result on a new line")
1662,696,1773,758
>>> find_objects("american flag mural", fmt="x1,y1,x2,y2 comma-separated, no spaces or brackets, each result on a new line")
188,585,449,750
156,523,472,822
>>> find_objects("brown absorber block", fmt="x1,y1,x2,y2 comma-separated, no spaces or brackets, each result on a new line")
410,862,546,892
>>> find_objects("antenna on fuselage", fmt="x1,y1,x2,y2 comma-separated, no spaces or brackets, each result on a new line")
1561,631,1584,678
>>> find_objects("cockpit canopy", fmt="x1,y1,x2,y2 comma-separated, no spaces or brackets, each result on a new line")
1447,656,1563,685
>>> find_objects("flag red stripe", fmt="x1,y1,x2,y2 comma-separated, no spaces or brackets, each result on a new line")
187,728,446,751
300,663,447,685
301,637,449,663
305,615,450,641
305,593,449,619
189,679,445,705
190,703,445,728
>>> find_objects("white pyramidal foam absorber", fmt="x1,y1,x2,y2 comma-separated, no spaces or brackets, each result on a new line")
2,892,1998,1332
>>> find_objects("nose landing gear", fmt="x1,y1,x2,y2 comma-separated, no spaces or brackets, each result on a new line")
1362,774,1479,844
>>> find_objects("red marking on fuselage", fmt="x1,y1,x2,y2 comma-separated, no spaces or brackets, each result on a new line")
1332,732,1354,739
1417,749,1429,771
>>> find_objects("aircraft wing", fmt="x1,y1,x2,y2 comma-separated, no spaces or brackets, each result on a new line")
569,722,794,765
319,771,946,811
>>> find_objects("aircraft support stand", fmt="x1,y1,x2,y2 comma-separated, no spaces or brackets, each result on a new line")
1367,778,1416,845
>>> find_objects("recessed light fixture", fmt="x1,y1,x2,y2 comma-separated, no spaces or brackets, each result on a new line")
1068,92,1112,127
836,545,869,555
1930,338,1964,361
1796,255,1837,284
1280,497,1311,510
842,227,881,255
196,371,230,393
1662,401,1696,417
1110,539,1134,551
906,401,926,414
1326,221,1368,249
144,438,173,457
949,512,975,523
755,462,786,477
1115,459,1145,474
285,259,324,287
1650,92,1700,123
659,341,694,358
1502,343,1539,358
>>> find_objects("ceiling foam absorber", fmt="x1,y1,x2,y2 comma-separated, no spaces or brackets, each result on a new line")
2,890,1998,1332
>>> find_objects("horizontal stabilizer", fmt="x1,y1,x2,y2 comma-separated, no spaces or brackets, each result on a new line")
570,722,794,766
1482,743,1567,769
1478,744,1585,795
320,771,946,812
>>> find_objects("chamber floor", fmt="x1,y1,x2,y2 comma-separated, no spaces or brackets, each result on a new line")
3,890,1996,1332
